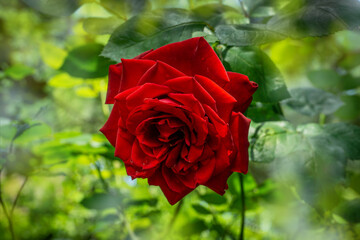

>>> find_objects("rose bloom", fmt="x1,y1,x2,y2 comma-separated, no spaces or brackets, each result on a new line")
100,37,258,205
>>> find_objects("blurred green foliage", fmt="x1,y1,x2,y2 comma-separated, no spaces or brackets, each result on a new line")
1,0,360,239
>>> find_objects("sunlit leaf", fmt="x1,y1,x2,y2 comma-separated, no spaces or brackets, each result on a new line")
61,43,115,78
83,17,124,35
80,193,121,210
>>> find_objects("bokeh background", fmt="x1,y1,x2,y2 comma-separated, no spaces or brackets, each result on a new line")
1,0,360,239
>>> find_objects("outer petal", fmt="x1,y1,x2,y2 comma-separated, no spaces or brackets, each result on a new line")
100,102,120,146
143,37,229,86
114,125,135,163
119,59,156,92
148,168,193,205
203,168,232,195
195,75,236,123
164,76,217,110
224,72,258,113
138,61,185,86
106,63,123,104
230,112,251,174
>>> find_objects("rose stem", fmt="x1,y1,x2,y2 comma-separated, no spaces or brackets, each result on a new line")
238,173,245,240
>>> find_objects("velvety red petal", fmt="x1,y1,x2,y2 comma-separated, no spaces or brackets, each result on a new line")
168,93,205,117
143,37,229,86
203,168,232,195
126,83,172,108
164,76,216,110
106,63,123,104
224,72,258,113
148,168,193,205
114,126,135,163
230,112,251,174
213,144,230,176
195,156,216,184
120,59,156,92
162,165,191,193
138,61,185,86
131,139,161,169
203,104,228,138
134,49,153,59
99,102,120,146
194,75,236,123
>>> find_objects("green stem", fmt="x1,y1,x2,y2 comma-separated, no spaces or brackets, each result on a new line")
10,176,28,217
238,173,245,240
0,169,16,240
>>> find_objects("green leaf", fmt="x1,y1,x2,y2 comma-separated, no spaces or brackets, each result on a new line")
215,24,285,47
61,43,115,78
307,69,341,91
224,46,290,102
200,193,227,205
21,0,80,17
283,87,344,116
100,0,150,18
80,193,121,210
323,123,360,160
83,17,124,35
4,64,34,80
335,199,360,223
247,102,285,122
191,4,245,26
267,0,360,38
192,203,212,215
101,11,207,61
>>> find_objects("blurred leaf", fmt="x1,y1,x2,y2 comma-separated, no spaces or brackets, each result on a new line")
200,193,227,205
4,64,34,80
15,123,52,144
191,4,244,26
247,102,284,122
83,17,124,35
335,94,360,121
181,219,208,236
335,199,360,223
267,0,360,38
224,46,290,102
323,123,360,160
61,43,115,78
101,11,207,61
80,193,121,210
48,73,84,88
100,0,150,18
192,203,211,215
283,87,344,116
127,198,158,207
307,69,341,91
215,24,285,46
40,42,67,69
21,0,80,17
75,86,98,98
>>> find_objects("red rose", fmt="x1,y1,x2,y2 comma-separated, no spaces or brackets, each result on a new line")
100,37,258,205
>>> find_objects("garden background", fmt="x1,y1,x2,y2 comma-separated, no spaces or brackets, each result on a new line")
1,0,360,239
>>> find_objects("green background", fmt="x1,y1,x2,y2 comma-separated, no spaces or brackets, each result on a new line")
1,0,360,239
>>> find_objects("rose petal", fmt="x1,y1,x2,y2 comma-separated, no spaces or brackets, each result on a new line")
148,168,193,205
194,75,236,123
143,37,229,86
162,165,191,193
203,168,232,195
164,76,216,110
168,93,205,117
230,112,251,174
138,61,185,85
114,126,135,163
195,156,216,184
100,102,121,146
224,72,258,113
203,104,228,138
120,59,156,92
126,83,172,108
106,63,123,104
